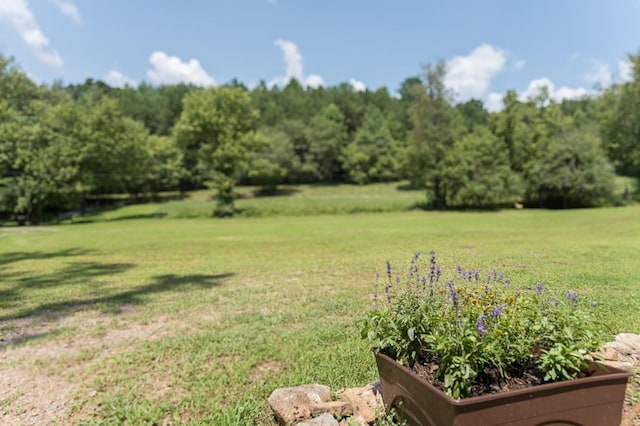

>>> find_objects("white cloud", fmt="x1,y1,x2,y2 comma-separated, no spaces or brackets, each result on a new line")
304,74,324,88
444,43,507,100
514,59,526,70
350,78,366,92
619,58,633,82
52,0,81,25
582,62,612,87
485,92,504,112
105,69,136,88
520,77,588,102
269,38,325,88
147,51,216,86
0,0,63,67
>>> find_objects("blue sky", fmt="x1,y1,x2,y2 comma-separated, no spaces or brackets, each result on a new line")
1,0,639,110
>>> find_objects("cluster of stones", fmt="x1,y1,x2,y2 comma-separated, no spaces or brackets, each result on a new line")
593,333,640,371
267,382,382,426
268,333,640,426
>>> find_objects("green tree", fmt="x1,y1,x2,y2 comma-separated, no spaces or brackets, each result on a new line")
78,97,152,196
456,99,489,133
341,107,403,184
601,53,640,178
144,135,185,194
173,86,259,215
442,126,522,208
0,56,38,109
304,104,348,182
245,127,299,193
526,129,616,208
407,62,461,208
0,98,86,224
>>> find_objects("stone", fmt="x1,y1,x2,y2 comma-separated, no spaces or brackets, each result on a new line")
616,333,640,352
295,413,339,426
344,414,369,426
310,401,354,418
268,384,331,425
606,340,636,356
335,382,383,424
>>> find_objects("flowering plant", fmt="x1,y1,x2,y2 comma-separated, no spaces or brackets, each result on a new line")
360,251,605,399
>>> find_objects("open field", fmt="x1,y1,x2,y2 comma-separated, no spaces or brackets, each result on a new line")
70,182,426,222
2,205,640,424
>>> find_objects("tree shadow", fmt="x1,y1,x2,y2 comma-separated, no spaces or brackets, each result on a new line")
105,212,168,221
0,248,97,268
0,272,232,323
396,182,422,191
250,187,300,198
409,201,503,212
1,266,232,349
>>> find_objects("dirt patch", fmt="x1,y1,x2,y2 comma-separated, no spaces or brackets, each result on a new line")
250,360,287,380
0,308,189,425
0,367,77,425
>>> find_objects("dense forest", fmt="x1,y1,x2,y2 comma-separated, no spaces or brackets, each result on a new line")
1,53,639,223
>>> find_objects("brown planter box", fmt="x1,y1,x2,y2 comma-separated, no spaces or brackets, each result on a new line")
375,352,632,426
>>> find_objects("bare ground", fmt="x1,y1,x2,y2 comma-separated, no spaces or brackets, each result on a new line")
0,307,189,425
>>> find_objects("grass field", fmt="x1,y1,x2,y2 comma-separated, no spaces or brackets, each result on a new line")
1,190,640,423
70,182,426,222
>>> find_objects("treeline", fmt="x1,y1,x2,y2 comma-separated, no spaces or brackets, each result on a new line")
1,53,639,223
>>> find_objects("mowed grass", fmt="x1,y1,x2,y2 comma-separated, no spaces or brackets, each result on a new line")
76,182,425,222
2,205,640,424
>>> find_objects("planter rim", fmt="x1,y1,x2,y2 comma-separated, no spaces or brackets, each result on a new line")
375,351,632,407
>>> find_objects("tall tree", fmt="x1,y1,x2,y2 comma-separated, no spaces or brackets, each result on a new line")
441,126,522,208
78,97,152,196
245,127,299,193
601,53,640,178
341,107,403,184
526,128,616,208
407,62,461,208
304,104,348,182
173,86,259,215
0,98,86,224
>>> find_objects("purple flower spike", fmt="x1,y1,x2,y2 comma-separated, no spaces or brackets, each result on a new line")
384,284,392,303
373,272,380,309
492,304,505,319
566,291,579,308
476,314,486,335
536,283,544,294
446,281,460,317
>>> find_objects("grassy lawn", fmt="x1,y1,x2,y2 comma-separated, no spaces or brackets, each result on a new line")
1,205,640,424
69,182,426,222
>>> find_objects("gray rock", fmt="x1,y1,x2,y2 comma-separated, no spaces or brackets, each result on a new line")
295,413,339,426
268,384,331,425
310,400,353,418
335,382,383,424
615,333,640,352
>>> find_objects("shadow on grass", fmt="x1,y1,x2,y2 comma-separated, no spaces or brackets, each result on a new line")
105,212,168,221
0,268,232,349
0,248,97,268
0,271,232,323
396,182,422,191
0,248,233,327
409,201,503,212
250,187,300,198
